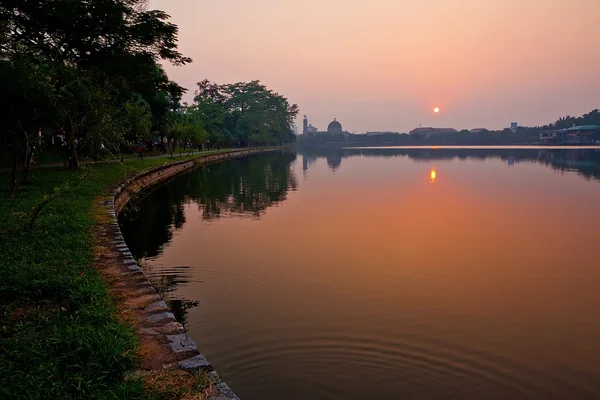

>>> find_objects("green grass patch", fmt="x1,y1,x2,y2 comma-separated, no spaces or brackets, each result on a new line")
0,151,230,399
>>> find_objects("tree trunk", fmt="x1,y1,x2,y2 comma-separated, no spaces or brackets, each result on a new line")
21,146,33,184
21,133,34,184
9,138,18,198
66,116,79,168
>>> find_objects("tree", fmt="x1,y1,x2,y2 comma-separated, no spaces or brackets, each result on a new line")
166,110,208,157
1,0,191,169
122,98,152,147
191,80,298,148
0,56,55,195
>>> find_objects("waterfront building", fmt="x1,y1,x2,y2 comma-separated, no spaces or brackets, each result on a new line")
539,125,599,144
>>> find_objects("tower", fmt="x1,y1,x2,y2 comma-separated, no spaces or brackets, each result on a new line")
303,115,308,135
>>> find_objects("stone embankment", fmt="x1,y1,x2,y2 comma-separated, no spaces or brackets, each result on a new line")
97,149,276,399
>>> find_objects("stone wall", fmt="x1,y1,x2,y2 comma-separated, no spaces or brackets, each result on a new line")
114,148,269,214
107,149,277,399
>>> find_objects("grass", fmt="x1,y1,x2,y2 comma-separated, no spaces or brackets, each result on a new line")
0,147,214,169
0,151,231,399
136,370,218,400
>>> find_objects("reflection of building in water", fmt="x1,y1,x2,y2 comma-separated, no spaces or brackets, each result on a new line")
508,156,515,166
302,153,317,175
300,150,345,174
537,149,597,168
326,152,343,171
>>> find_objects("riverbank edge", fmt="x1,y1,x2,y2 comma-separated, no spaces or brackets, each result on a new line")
95,148,280,399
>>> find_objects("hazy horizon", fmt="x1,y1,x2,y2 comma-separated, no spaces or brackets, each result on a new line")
149,0,600,133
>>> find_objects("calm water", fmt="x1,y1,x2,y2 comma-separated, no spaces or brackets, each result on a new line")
120,148,600,399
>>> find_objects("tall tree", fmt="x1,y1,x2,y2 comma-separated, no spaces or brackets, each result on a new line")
0,55,55,194
191,80,298,147
0,0,191,168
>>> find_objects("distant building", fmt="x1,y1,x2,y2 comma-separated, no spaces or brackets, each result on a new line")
327,118,343,134
303,117,350,136
510,122,518,133
409,127,458,137
303,115,318,133
539,125,599,145
469,128,488,133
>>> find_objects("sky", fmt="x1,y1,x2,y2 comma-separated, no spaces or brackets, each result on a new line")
149,0,600,133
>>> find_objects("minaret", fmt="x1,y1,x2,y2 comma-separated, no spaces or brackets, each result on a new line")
303,115,308,135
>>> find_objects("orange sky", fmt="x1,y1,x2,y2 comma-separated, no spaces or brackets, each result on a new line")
149,0,600,133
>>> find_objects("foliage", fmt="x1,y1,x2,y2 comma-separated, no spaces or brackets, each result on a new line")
551,109,600,129
166,112,208,156
0,0,190,177
123,98,153,144
191,80,298,147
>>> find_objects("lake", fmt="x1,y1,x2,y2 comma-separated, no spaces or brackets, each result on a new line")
120,147,600,399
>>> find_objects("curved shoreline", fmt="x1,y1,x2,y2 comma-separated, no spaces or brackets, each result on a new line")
98,148,280,399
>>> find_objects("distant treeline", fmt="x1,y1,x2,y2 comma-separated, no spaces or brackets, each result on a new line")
297,109,600,147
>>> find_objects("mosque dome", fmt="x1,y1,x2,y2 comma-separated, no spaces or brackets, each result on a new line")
327,118,342,134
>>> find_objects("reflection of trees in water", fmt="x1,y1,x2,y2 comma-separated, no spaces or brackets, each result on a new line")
298,147,600,181
144,265,199,330
120,151,297,259
167,298,199,331
192,151,298,220
120,151,297,330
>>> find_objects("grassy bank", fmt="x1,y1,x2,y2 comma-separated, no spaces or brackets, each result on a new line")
0,152,228,399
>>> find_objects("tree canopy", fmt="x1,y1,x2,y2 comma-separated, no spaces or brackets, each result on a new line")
1,0,192,190
0,0,297,198
190,79,298,147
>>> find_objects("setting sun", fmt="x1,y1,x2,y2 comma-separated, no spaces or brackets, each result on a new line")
434,107,440,113
430,167,437,183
